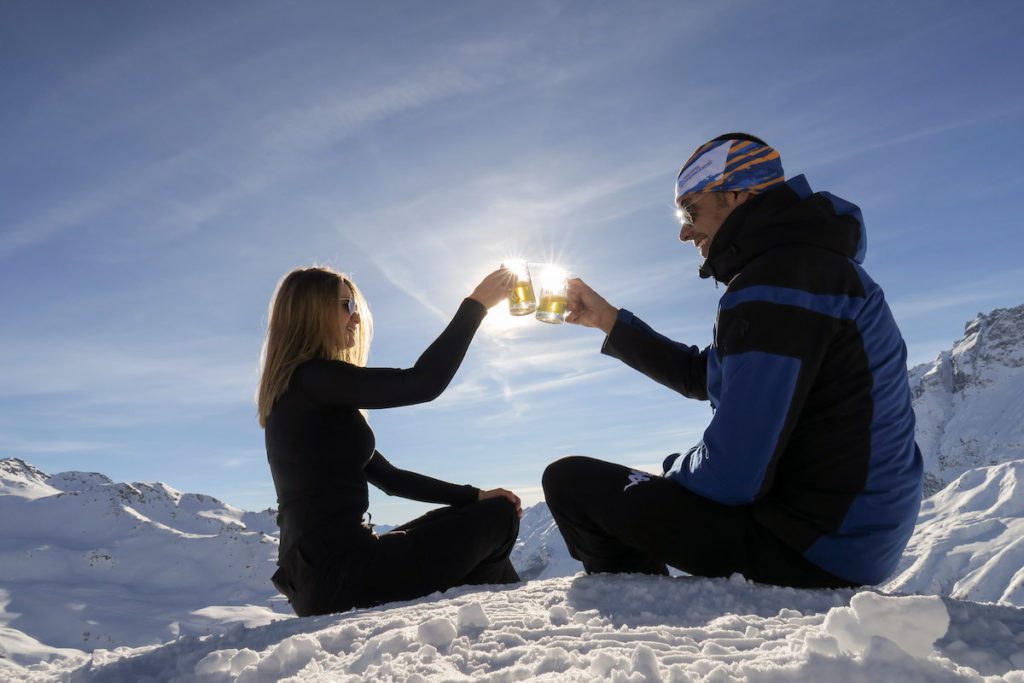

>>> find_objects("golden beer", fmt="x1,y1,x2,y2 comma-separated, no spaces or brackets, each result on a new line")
506,260,537,316
536,293,568,323
509,280,537,316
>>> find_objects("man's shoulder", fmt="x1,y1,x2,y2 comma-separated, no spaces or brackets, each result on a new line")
730,244,865,298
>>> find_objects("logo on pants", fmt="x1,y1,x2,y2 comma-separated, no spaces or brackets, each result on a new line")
623,470,651,492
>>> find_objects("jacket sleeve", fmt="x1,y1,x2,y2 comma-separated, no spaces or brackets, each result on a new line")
294,298,486,410
601,309,709,400
364,450,480,506
665,283,841,505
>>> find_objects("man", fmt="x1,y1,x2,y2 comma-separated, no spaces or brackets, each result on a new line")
543,133,922,588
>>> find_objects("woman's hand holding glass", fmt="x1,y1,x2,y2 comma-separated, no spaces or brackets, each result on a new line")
469,267,517,309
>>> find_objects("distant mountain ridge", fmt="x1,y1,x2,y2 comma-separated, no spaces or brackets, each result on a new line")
909,303,1024,495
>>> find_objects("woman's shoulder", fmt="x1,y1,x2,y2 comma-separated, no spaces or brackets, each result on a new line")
294,357,353,376
291,358,360,391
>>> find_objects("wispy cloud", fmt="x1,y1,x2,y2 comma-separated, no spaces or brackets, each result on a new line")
0,440,118,456
889,267,1024,321
0,334,259,426
2,23,598,260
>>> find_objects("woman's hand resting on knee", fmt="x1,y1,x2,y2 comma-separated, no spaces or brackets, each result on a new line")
479,488,522,517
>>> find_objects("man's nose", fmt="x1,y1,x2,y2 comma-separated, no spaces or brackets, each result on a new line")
680,225,695,243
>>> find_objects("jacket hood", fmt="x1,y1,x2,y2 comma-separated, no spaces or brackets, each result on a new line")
698,175,866,283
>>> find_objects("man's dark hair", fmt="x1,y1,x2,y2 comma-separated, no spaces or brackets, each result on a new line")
710,132,769,146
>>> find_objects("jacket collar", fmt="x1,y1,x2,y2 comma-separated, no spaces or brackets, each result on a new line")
697,175,864,284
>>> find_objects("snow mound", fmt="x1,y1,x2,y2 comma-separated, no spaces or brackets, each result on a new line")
456,602,490,631
416,617,457,649
822,591,949,658
885,460,1024,606
24,574,1023,682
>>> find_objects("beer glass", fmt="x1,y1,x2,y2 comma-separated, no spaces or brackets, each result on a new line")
536,265,569,324
505,260,537,316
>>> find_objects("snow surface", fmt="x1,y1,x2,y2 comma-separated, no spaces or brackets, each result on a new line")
11,574,1024,682
4,457,1024,681
3,304,1024,680
885,460,1024,606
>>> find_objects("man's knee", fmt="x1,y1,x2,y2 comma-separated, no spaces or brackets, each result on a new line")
542,455,591,504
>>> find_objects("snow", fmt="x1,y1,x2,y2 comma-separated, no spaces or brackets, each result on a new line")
822,592,949,659
417,617,457,649
3,463,1024,682
910,304,1024,495
884,461,1024,606
509,502,578,580
0,457,286,663
2,303,1024,680
10,574,1021,682
456,602,490,631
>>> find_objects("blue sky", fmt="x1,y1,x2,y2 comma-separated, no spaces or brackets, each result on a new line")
2,1,1023,523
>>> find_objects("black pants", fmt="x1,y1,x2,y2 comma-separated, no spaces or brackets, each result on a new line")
289,497,521,616
542,456,856,589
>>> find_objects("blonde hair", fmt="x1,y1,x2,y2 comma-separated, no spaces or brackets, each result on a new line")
257,266,373,427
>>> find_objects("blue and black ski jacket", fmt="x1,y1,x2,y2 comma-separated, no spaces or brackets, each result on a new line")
602,175,923,585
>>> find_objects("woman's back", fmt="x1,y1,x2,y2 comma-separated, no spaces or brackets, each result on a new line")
266,360,378,558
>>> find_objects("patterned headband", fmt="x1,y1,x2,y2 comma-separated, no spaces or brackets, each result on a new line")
676,138,785,202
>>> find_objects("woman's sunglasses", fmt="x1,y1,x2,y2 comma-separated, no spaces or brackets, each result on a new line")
340,297,358,315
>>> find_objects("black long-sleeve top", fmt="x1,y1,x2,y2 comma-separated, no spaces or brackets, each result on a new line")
264,298,487,564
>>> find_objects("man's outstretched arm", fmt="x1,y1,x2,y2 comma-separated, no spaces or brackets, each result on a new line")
566,278,708,399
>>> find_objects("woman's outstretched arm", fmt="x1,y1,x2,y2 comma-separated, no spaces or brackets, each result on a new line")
295,268,513,410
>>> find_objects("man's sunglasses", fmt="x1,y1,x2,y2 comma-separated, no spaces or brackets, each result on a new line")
340,297,358,315
676,194,709,228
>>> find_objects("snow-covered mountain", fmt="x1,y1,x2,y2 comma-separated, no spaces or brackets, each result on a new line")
509,502,576,581
909,303,1024,495
0,458,285,667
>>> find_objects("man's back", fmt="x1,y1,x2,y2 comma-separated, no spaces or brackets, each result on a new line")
676,175,923,585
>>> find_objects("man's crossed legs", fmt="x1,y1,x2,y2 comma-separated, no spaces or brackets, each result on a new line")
542,456,854,589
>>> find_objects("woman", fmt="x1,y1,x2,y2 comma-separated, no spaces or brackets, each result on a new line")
258,265,522,617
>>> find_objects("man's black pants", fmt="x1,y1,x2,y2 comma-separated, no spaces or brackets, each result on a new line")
542,455,855,589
